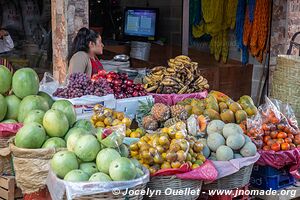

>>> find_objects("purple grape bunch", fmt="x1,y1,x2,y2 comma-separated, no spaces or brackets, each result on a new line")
53,73,113,98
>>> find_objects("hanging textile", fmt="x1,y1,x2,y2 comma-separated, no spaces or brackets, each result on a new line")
235,0,248,64
243,0,270,63
190,0,202,26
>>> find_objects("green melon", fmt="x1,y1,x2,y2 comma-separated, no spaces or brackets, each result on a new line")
226,134,245,150
38,91,54,107
52,100,76,127
23,110,45,125
0,94,7,121
222,123,243,139
216,145,234,161
18,95,49,122
4,95,21,120
12,68,39,99
240,142,257,157
207,132,225,152
0,65,12,95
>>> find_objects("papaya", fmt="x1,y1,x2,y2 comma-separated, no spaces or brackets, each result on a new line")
235,110,248,124
184,105,193,116
192,105,204,115
238,96,258,116
220,109,235,123
229,102,243,113
206,95,219,113
219,102,228,113
209,90,234,104
244,106,258,116
203,109,221,120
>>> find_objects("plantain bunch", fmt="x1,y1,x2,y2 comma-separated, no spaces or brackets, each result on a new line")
144,55,209,94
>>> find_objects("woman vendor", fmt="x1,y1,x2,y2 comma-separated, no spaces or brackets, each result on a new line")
68,27,104,77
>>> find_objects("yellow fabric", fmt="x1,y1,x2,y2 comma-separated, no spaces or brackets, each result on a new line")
192,0,238,63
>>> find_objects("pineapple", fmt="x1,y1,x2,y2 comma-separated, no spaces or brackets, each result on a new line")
136,99,155,126
171,105,188,120
164,117,183,127
151,103,170,122
142,115,159,130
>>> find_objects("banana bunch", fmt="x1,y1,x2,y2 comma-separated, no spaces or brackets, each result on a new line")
144,55,209,94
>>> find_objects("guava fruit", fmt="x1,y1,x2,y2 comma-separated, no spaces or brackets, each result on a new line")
15,122,46,149
109,157,137,181
79,162,98,177
96,148,121,174
18,95,49,122
24,110,45,125
38,91,54,107
89,172,112,182
0,65,12,95
4,95,21,120
0,94,7,121
74,135,101,162
43,109,69,137
64,169,89,182
52,100,76,127
42,137,66,148
12,68,39,99
51,151,78,178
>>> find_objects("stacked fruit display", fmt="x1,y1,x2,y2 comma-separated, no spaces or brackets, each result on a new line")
91,104,132,134
92,70,148,99
177,91,258,124
204,120,257,161
0,65,55,123
247,107,300,151
129,122,206,174
53,72,113,99
50,125,144,182
139,102,189,131
126,128,145,138
143,55,209,94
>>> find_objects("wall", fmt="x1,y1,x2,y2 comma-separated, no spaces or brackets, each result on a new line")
120,0,182,45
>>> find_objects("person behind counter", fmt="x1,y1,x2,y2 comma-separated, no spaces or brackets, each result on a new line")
68,27,104,77
0,29,14,54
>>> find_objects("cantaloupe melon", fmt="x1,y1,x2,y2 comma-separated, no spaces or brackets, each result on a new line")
222,123,243,139
240,142,257,157
216,145,234,161
207,120,225,134
226,134,245,150
207,132,225,152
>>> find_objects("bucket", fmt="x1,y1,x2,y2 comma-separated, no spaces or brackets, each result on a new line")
130,41,151,61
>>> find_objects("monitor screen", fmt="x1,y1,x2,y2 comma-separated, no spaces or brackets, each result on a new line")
124,8,158,38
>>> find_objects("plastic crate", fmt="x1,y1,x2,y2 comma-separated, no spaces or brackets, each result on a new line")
252,165,288,177
250,172,295,190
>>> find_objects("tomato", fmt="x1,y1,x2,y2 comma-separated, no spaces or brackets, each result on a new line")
271,143,281,152
277,138,284,144
281,143,290,151
293,138,300,145
290,143,296,150
270,131,278,139
287,133,294,140
284,138,292,144
267,139,275,146
263,146,271,151
263,136,271,144
97,70,107,77
277,132,287,139
262,124,270,131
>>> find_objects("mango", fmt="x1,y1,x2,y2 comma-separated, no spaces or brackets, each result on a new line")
203,109,221,120
244,106,258,116
209,90,234,104
220,109,235,123
206,95,219,113
235,110,247,124
229,102,243,113
219,102,228,113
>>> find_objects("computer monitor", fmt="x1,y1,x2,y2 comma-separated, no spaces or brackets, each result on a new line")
124,7,158,40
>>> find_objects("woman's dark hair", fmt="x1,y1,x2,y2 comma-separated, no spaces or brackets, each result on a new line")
69,27,100,60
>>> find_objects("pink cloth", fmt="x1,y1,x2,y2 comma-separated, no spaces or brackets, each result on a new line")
0,123,23,138
150,90,208,106
256,148,300,179
152,160,218,181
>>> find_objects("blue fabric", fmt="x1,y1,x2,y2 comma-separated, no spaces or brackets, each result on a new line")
248,0,256,22
236,0,249,64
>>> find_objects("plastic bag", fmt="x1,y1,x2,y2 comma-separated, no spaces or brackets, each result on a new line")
0,123,23,138
47,168,149,200
246,96,299,150
96,124,126,148
150,90,208,106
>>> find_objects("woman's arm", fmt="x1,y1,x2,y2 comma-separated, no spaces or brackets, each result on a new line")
3,35,14,49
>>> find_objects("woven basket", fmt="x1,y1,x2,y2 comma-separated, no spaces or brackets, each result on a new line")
0,137,14,176
63,183,147,200
145,176,202,200
202,164,254,190
10,143,62,194
271,55,300,124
